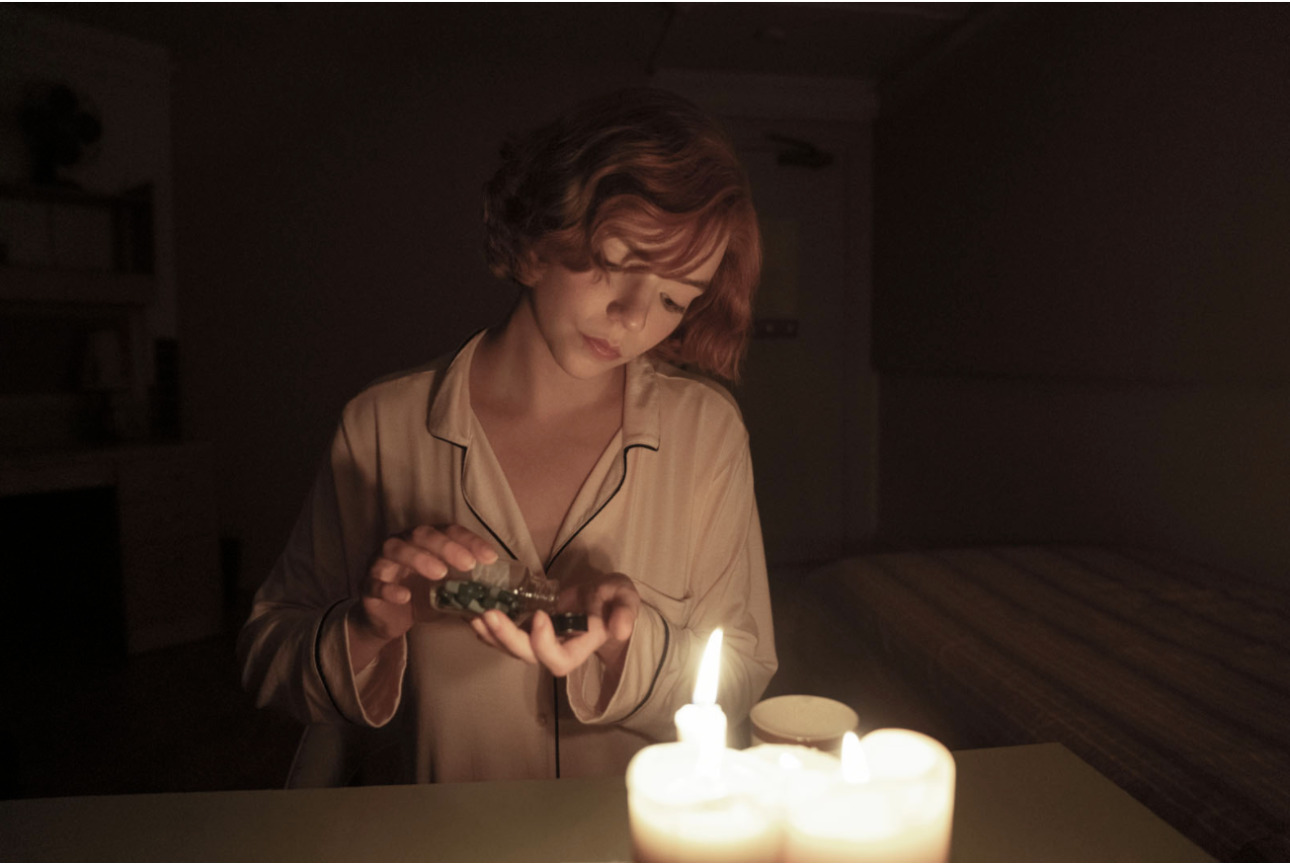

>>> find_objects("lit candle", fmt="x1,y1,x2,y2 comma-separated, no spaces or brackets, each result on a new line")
674,628,727,752
626,744,780,862
626,628,781,862
784,729,956,863
744,742,843,812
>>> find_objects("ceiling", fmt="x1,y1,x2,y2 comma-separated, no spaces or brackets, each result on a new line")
651,2,979,80
29,2,985,84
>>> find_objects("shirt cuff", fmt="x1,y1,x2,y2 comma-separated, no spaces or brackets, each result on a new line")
567,601,669,725
315,598,407,727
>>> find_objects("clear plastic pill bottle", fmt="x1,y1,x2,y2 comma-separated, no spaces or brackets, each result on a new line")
420,558,587,634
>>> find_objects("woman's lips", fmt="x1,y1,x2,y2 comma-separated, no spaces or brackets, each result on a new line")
583,334,621,360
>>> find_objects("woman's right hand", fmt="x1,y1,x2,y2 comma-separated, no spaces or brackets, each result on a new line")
346,524,498,672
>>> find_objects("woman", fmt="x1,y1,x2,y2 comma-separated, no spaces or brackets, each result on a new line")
239,88,777,784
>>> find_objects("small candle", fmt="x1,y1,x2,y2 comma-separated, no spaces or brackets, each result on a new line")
784,729,956,863
627,628,782,862
750,694,859,756
673,628,727,751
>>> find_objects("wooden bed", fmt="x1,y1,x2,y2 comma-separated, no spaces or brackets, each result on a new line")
801,545,1290,862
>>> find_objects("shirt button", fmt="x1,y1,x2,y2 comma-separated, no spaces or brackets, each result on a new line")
537,714,549,727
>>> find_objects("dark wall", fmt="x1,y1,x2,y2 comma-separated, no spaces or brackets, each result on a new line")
162,7,660,593
874,5,1290,584
15,4,880,595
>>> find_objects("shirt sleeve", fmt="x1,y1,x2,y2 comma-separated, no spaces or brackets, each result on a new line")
236,408,407,728
567,432,778,741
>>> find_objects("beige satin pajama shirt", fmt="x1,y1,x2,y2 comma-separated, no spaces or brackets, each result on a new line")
238,331,777,783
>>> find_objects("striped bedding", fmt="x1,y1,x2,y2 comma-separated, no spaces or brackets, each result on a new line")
805,545,1289,862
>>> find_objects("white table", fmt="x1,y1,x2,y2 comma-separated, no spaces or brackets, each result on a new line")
0,743,1213,862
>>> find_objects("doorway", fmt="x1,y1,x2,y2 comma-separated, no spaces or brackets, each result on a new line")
727,116,876,566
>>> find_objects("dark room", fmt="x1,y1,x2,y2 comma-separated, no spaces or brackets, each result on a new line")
1,3,1286,861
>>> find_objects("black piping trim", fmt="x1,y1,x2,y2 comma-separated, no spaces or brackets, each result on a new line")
546,441,658,571
621,614,670,723
548,441,657,775
424,326,519,559
418,327,480,437
316,597,354,722
430,432,518,562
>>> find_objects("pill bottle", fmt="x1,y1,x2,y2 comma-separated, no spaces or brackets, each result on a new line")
424,558,587,635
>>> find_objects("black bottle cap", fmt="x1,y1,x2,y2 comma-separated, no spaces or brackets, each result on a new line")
551,612,588,636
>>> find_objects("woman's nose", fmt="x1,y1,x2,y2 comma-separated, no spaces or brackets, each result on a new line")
608,275,650,332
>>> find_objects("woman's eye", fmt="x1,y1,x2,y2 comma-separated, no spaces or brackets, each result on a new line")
661,294,687,314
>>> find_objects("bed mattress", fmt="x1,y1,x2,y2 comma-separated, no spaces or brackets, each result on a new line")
805,545,1290,861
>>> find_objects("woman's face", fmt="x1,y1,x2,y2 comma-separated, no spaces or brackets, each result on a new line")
524,235,727,380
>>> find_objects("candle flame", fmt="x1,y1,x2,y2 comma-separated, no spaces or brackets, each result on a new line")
841,731,871,784
693,628,723,706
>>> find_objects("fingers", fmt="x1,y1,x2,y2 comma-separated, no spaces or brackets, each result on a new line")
350,565,415,644
359,523,500,641
606,602,636,642
580,574,640,637
400,524,497,574
375,524,499,587
365,575,411,605
470,615,502,650
378,535,447,584
470,610,607,677
438,524,500,567
468,570,637,678
384,527,458,578
473,610,537,664
530,611,608,677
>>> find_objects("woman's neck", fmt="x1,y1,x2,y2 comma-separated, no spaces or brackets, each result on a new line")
471,294,624,422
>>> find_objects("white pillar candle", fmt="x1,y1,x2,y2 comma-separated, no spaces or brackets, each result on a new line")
744,742,844,854
626,744,781,863
784,729,956,863
627,628,785,862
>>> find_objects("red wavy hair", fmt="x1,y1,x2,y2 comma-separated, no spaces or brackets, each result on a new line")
483,88,761,382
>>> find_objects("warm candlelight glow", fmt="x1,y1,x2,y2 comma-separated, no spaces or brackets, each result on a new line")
841,730,871,783
784,728,957,862
694,628,722,704
626,744,781,863
627,627,783,862
674,628,727,752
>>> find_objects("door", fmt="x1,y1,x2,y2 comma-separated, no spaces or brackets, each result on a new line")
725,117,876,566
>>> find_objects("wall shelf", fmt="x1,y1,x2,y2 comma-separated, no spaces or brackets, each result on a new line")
1,184,158,448
0,183,154,290
0,266,155,305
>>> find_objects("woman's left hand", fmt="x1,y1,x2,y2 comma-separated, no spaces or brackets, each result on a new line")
470,571,639,681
